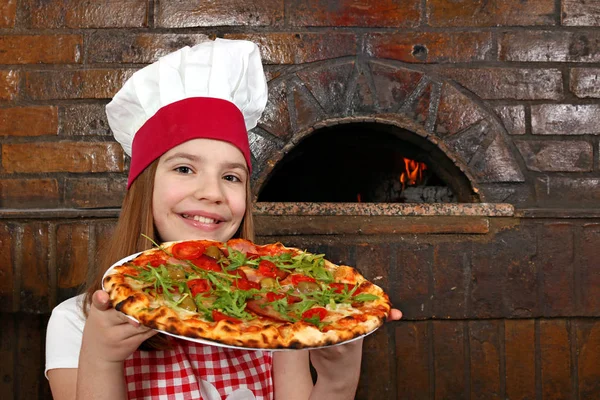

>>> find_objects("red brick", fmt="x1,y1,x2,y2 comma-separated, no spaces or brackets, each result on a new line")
540,320,572,399
494,105,526,135
290,81,324,132
395,322,430,399
0,70,19,101
60,104,111,136
433,241,471,318
562,0,600,26
357,327,394,399
289,0,420,27
539,223,575,316
570,68,600,98
500,31,600,62
56,224,89,290
365,32,492,63
535,177,600,206
0,106,58,136
87,32,210,63
297,61,355,115
505,320,536,400
355,244,391,293
25,69,135,100
16,315,44,399
469,320,501,399
225,33,357,64
532,104,600,135
393,243,432,319
580,224,600,316
93,221,118,275
257,80,291,140
20,223,51,313
440,68,563,100
0,222,15,312
427,0,555,27
23,0,147,28
495,227,539,317
64,177,126,208
469,243,504,318
0,179,59,209
156,0,283,28
515,140,593,172
433,321,466,398
0,314,15,398
436,83,487,136
470,135,525,183
576,320,600,398
0,0,16,28
2,142,124,173
0,35,82,64
370,62,423,111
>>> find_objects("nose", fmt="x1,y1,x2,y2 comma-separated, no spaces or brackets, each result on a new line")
193,175,225,203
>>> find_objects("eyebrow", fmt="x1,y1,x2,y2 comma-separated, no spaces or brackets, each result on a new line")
162,153,248,172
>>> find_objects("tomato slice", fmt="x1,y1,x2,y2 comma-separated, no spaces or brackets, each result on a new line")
329,282,356,294
266,292,286,302
172,241,205,260
187,278,211,296
302,307,328,322
232,278,260,291
212,310,241,324
258,260,278,278
191,254,222,271
290,274,317,285
229,268,248,280
132,255,165,268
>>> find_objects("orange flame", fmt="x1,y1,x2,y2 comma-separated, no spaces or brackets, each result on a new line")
400,158,427,190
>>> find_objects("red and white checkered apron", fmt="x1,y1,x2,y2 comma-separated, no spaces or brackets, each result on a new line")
124,338,273,400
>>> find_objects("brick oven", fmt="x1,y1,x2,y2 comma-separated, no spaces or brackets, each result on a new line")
1,1,599,399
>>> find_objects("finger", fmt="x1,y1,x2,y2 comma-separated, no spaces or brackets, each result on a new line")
386,308,403,322
91,290,111,311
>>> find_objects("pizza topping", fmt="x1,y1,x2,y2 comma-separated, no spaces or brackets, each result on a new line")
232,278,260,291
187,278,211,296
171,241,204,260
258,260,278,278
301,307,327,322
204,245,225,260
212,309,241,324
191,255,222,272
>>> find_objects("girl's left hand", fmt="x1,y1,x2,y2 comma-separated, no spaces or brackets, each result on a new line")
307,307,402,398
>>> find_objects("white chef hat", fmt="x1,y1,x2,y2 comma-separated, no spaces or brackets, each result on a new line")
106,38,268,188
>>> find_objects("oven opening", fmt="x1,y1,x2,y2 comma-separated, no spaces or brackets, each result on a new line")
257,122,478,203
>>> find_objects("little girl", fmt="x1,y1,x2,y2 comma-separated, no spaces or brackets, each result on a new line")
45,38,401,400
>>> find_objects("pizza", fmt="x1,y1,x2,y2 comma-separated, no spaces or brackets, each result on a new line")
102,238,391,349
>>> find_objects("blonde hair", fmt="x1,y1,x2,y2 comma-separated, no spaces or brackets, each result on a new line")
83,158,255,348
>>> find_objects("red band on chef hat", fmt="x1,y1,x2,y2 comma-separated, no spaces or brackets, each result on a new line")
128,97,250,188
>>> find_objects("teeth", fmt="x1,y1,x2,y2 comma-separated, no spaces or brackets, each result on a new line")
183,214,217,224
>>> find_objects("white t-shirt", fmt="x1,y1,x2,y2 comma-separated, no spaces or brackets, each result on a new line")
45,294,87,377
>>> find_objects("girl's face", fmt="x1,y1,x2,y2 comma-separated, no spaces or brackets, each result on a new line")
152,138,248,243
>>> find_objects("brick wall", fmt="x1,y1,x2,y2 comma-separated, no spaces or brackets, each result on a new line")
1,1,599,399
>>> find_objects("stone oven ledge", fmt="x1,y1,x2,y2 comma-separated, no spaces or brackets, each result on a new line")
253,202,514,236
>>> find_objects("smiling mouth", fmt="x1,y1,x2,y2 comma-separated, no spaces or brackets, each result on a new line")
181,214,220,224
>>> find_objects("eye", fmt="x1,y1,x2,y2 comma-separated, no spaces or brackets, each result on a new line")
174,166,194,174
223,174,242,183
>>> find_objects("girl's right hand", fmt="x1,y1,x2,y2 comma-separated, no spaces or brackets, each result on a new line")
80,290,157,365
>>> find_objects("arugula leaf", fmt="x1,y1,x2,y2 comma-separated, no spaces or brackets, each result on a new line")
352,293,380,302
